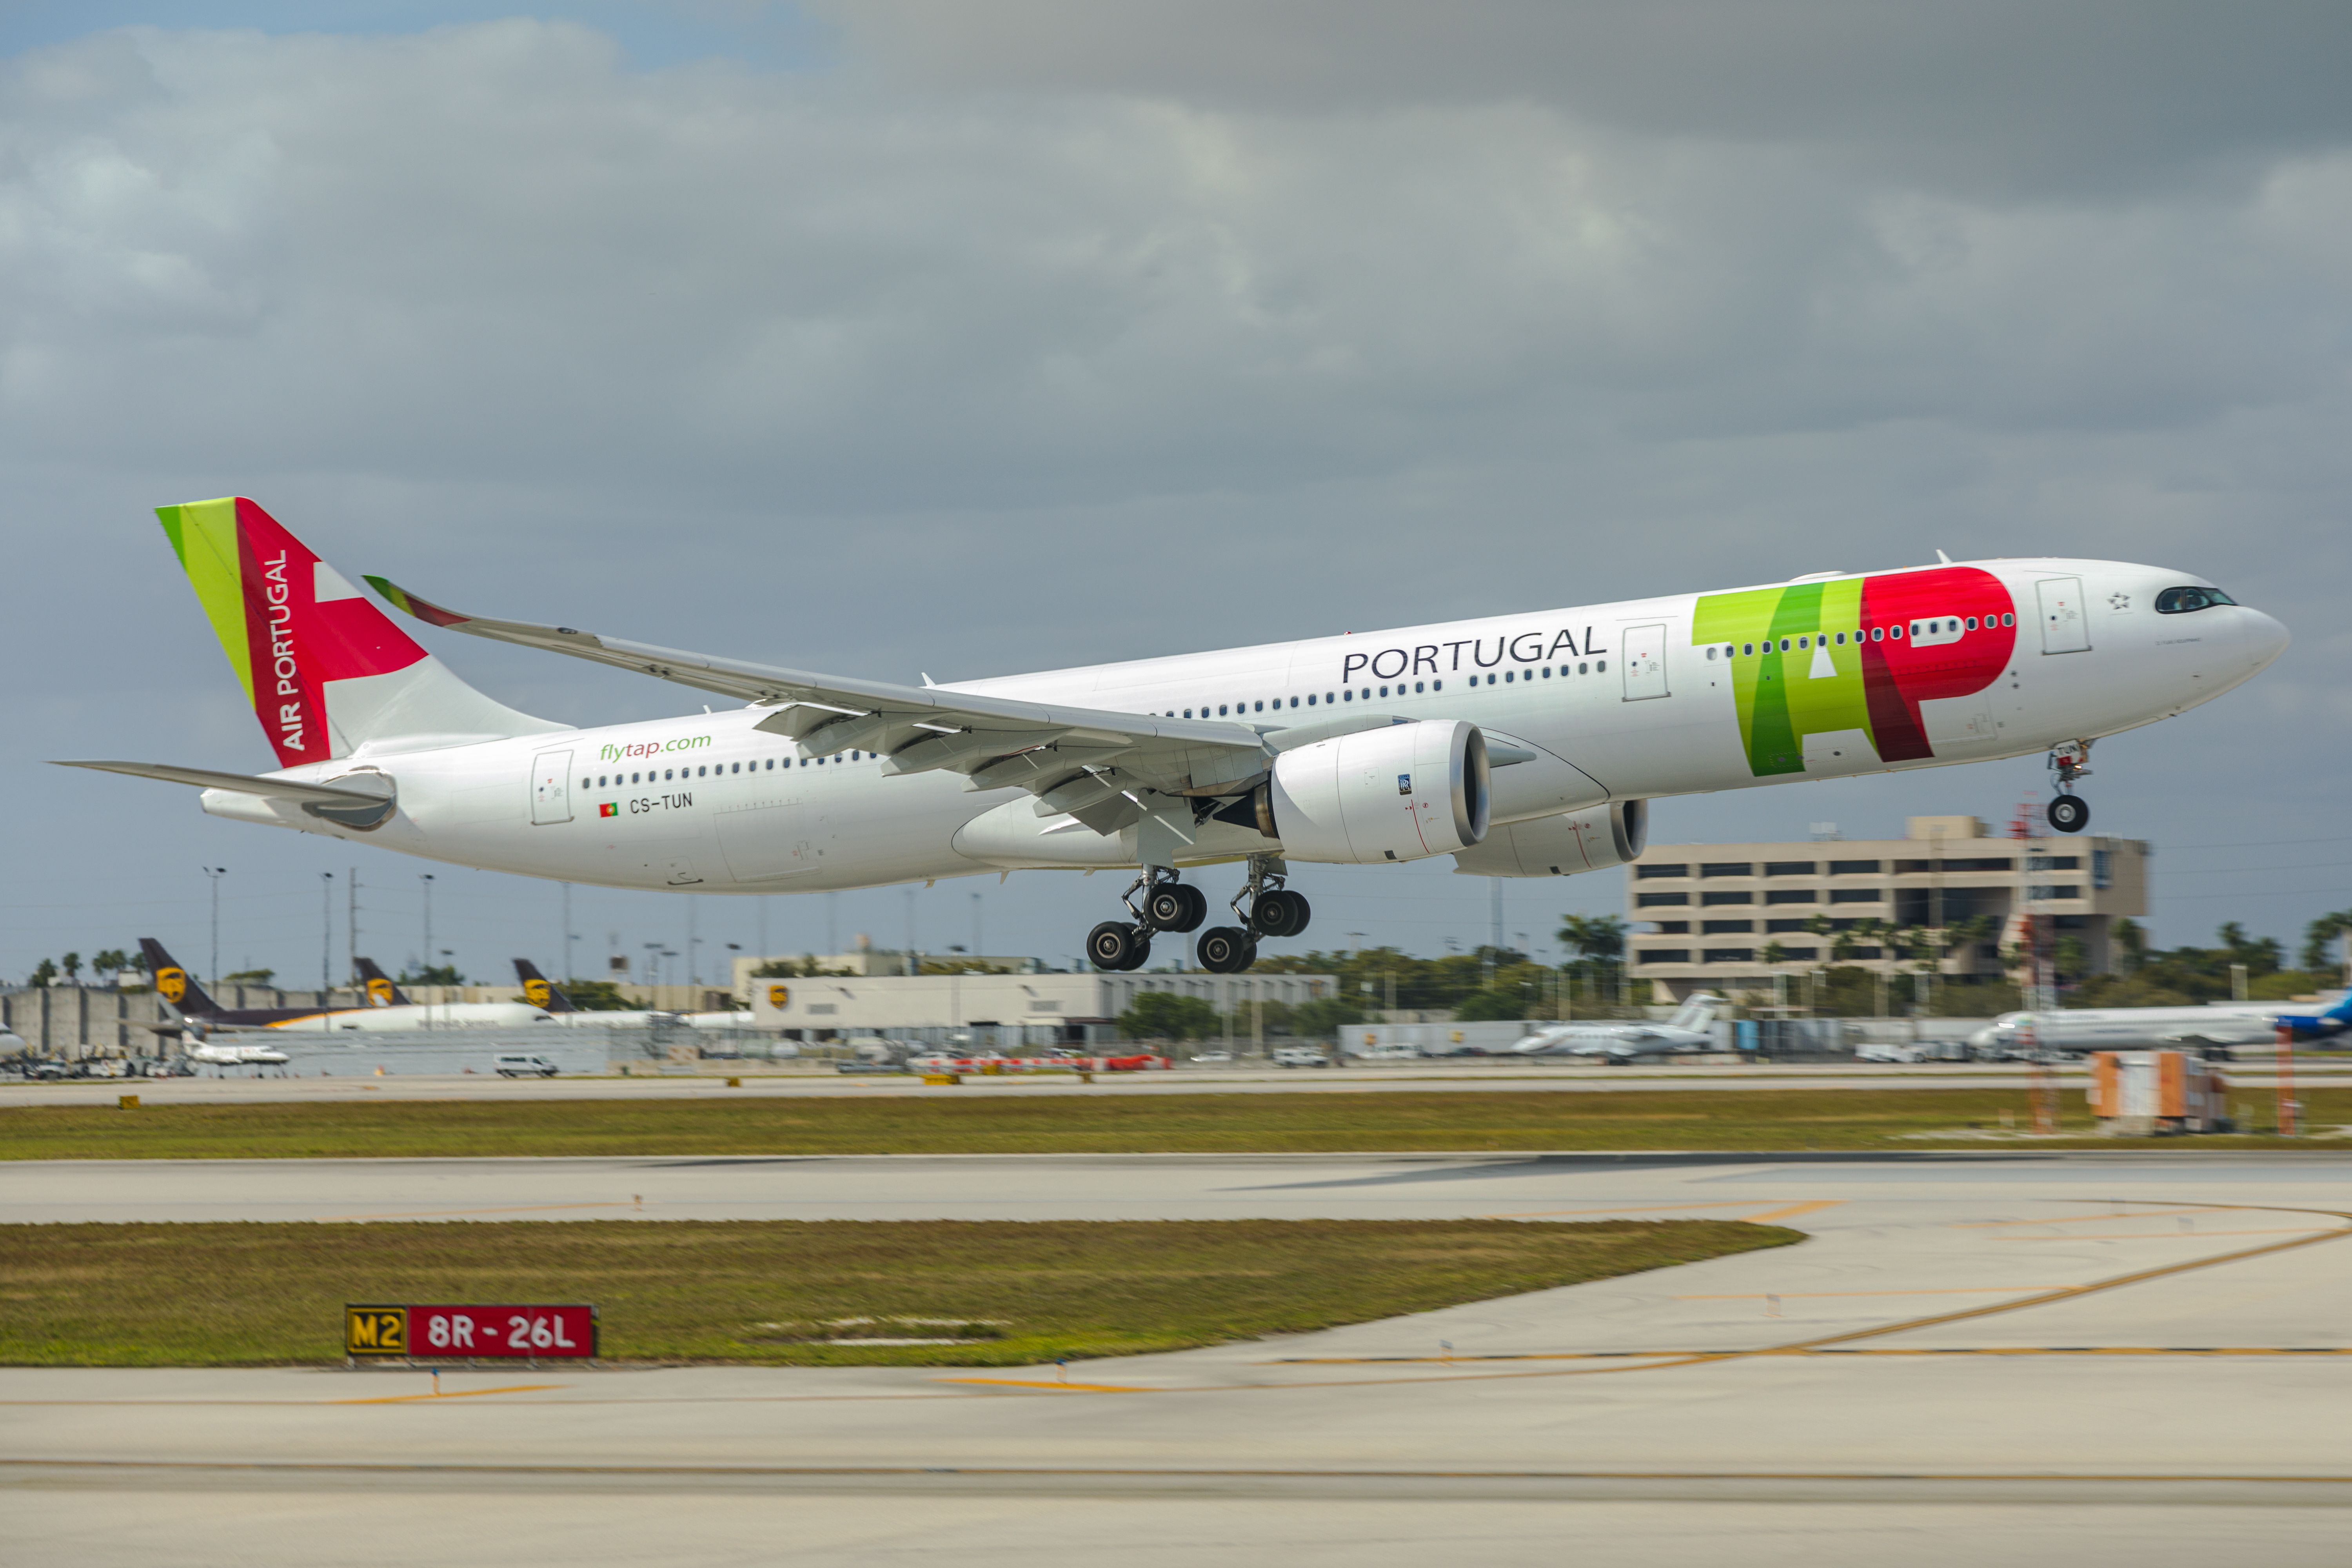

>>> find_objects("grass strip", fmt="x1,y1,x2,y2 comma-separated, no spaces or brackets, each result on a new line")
0,1087,2112,1157
8,1088,2345,1160
0,1217,1795,1366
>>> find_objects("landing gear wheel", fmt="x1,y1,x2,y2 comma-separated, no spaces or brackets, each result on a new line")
1250,888,1312,939
1197,926,1257,974
2047,795,2090,834
1146,883,1208,933
1087,921,1149,972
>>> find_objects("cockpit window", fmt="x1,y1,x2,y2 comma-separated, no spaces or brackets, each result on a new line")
2155,586,2236,614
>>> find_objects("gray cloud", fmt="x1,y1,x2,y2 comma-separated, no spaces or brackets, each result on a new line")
816,0,2352,199
2,14,2348,983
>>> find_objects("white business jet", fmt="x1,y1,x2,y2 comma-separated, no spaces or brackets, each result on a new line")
1510,992,1724,1063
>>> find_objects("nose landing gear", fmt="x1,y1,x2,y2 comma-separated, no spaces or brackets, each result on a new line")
2046,741,2093,834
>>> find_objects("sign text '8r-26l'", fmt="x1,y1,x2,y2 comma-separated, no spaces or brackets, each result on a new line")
346,1304,598,1359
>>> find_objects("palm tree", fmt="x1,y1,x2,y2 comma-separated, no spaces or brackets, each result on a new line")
1556,914,1627,1010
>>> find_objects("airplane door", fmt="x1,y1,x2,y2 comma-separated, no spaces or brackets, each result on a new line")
1620,624,1669,701
2037,578,2090,654
530,750,574,825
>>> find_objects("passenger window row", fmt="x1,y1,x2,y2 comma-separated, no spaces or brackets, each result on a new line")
1159,661,1611,719
581,750,872,790
1704,614,2016,659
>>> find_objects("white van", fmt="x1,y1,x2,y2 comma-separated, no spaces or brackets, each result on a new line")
493,1054,560,1078
1272,1046,1330,1068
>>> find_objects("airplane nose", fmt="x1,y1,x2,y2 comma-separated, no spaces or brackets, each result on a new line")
2243,608,2290,672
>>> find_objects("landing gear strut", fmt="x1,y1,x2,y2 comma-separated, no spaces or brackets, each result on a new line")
1087,867,1210,972
1197,855,1314,974
2046,741,2093,834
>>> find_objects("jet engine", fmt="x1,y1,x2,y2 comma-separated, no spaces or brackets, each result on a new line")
1451,799,1646,878
1248,719,1490,865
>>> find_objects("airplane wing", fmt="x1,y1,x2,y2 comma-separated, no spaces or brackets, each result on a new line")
365,576,1366,836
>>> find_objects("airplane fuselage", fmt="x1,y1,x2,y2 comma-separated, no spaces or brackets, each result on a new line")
199,556,2283,894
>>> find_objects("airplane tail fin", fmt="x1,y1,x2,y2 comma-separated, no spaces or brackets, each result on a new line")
351,957,412,1007
1669,992,1723,1031
154,497,567,767
512,958,578,1013
139,938,219,1018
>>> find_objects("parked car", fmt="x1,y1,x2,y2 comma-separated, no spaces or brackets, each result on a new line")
1188,1050,1235,1064
1855,1043,1925,1064
1272,1046,1330,1068
492,1053,560,1078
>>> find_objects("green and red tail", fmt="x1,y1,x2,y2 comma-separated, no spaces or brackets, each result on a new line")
157,498,563,765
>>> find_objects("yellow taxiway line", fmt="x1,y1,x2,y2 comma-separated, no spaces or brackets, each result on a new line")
329,1384,564,1404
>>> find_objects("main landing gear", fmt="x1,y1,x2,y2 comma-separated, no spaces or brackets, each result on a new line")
1084,855,1314,975
2046,741,2093,834
1086,868,1208,972
1197,855,1313,975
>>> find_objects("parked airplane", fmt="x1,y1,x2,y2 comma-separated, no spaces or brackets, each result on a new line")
1509,992,1725,1062
138,938,347,1038
65,500,2287,972
341,957,555,1030
137,939,550,1036
1971,993,2352,1056
510,958,677,1028
185,1036,291,1068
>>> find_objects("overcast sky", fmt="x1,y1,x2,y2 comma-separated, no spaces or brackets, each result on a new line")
6,2,2350,988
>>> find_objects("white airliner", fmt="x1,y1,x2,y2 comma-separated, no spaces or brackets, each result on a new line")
1972,993,2352,1056
61,500,2286,972
1509,993,1724,1062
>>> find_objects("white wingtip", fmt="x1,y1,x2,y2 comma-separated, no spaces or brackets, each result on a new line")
1936,548,1954,565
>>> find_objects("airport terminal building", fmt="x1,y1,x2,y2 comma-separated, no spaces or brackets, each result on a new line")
1626,814,2149,1001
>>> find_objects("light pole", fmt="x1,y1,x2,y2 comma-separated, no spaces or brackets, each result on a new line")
419,874,435,980
320,872,334,998
201,866,227,987
561,883,574,985
972,892,983,958
643,941,662,996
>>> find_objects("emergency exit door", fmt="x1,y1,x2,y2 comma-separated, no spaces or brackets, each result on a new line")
1620,624,1669,701
2037,578,2090,654
530,749,574,825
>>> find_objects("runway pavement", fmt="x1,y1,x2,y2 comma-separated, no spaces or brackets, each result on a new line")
10,1151,2352,1564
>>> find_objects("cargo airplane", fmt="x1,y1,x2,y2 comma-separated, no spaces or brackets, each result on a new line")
136,938,549,1037
62,500,2287,973
511,958,677,1028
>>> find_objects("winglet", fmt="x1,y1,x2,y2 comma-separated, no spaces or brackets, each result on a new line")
364,575,474,629
1935,549,1954,565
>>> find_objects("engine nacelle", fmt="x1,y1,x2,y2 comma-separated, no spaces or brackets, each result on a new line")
1451,799,1646,877
1262,719,1490,864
